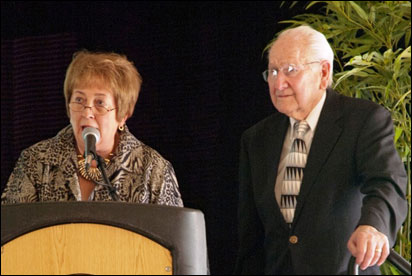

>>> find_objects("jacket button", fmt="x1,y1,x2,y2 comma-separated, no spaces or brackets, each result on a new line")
289,235,298,244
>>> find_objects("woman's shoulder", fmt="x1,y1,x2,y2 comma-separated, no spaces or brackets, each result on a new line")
20,125,74,164
118,128,171,166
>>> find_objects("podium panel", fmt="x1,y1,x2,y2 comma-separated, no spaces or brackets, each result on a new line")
1,202,208,275
1,223,172,275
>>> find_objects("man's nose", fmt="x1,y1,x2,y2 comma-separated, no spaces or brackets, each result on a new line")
273,73,289,91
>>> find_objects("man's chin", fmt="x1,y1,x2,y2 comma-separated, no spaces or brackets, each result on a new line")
273,104,293,115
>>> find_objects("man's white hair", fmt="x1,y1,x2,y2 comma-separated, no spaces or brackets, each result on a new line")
273,25,334,87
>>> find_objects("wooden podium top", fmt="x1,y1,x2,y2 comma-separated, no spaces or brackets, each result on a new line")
2,223,172,275
1,202,208,275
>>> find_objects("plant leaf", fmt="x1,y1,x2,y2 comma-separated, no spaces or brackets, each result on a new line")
334,67,370,88
305,1,324,10
343,45,373,59
395,127,403,143
406,29,411,49
348,1,369,22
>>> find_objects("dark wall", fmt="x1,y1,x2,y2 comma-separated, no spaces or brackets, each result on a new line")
1,1,311,274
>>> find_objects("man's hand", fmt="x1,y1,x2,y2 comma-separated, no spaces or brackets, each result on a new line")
347,225,390,270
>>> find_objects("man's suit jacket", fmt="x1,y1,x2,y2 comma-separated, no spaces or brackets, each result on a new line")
235,89,407,275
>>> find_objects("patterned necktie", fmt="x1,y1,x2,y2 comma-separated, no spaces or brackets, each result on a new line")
280,120,310,225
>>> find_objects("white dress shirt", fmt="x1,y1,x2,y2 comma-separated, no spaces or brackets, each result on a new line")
275,92,327,206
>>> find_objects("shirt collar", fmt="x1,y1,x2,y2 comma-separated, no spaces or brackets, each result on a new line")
289,91,327,135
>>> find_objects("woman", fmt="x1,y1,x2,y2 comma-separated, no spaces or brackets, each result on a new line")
1,50,183,206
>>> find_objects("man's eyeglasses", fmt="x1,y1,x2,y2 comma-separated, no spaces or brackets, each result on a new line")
262,61,321,82
69,102,116,116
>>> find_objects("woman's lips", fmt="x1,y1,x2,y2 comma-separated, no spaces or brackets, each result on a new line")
81,125,98,131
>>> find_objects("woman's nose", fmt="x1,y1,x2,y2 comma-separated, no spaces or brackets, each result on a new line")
82,105,95,119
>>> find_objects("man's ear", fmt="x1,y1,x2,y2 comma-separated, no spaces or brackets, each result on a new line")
319,60,331,90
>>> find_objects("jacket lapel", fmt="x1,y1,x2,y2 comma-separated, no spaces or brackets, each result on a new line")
293,89,343,224
263,114,290,230
50,126,82,200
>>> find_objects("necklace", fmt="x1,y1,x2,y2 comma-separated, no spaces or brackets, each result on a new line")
77,154,114,182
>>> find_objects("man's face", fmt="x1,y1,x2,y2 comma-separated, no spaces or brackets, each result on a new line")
267,37,329,120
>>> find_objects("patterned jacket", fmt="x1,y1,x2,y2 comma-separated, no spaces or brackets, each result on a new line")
1,125,183,206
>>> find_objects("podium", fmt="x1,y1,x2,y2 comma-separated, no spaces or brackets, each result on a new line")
1,202,208,275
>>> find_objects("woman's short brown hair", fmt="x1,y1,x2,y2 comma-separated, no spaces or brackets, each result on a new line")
64,50,142,121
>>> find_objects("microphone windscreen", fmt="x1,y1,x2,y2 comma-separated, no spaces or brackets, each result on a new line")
82,127,100,143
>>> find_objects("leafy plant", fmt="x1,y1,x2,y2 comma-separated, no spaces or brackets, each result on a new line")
271,1,411,273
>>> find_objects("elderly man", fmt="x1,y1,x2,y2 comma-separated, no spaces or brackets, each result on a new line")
235,26,407,274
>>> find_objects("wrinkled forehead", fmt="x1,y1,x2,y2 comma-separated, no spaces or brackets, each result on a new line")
268,35,310,66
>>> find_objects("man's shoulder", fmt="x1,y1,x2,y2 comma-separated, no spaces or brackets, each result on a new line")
330,89,386,114
326,90,392,131
242,112,285,140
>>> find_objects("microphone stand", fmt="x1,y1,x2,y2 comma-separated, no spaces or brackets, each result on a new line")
95,154,119,201
85,151,119,201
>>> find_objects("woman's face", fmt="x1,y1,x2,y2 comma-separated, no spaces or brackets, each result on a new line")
69,86,126,157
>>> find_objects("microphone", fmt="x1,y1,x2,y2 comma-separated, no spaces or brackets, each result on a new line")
82,127,100,171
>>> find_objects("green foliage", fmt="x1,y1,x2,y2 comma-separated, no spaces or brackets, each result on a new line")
273,0,411,272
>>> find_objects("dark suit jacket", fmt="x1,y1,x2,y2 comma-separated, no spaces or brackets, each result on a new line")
235,89,407,275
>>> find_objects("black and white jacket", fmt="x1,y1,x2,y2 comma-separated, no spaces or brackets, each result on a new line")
2,125,183,207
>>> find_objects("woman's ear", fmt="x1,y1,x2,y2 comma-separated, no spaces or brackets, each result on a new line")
119,115,128,127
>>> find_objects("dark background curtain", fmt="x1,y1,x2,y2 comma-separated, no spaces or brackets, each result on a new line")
1,1,313,274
